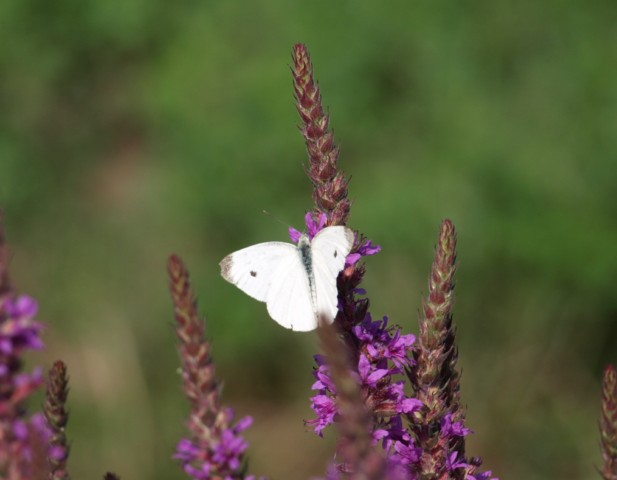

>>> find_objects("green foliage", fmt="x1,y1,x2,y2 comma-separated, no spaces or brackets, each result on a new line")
1,1,616,478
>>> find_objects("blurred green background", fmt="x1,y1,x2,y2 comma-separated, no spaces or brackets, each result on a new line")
1,0,616,478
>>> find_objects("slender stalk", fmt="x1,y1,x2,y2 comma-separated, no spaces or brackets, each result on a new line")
409,220,464,478
44,361,70,480
168,255,255,480
599,364,617,480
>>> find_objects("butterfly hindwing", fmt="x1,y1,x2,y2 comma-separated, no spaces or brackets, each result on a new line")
266,251,315,331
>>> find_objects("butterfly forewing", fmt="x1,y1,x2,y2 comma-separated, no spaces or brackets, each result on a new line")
311,226,355,324
220,242,297,302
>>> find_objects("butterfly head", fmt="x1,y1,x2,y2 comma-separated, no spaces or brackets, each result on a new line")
297,232,311,247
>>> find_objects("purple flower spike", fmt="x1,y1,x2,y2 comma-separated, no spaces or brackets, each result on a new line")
441,413,472,438
0,212,48,479
168,255,262,480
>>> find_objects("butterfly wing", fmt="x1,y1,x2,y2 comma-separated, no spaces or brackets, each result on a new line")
310,226,355,324
220,226,354,332
220,242,297,302
265,252,316,331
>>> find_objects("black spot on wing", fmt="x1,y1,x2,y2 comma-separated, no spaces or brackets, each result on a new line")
250,271,257,277
334,250,338,258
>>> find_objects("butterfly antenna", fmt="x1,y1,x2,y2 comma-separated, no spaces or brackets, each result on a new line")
262,210,294,231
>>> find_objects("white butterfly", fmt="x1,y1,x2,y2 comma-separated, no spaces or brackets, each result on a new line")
220,226,355,331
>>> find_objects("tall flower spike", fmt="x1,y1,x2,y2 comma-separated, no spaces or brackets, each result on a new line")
295,47,423,466
292,43,350,227
317,318,386,480
168,255,259,480
44,361,71,480
409,220,462,477
0,211,47,480
409,220,495,480
599,364,617,480
292,44,382,336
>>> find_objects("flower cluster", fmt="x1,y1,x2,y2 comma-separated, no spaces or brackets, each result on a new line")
307,315,419,436
0,293,49,478
291,44,500,479
174,413,255,480
0,210,51,479
168,255,263,480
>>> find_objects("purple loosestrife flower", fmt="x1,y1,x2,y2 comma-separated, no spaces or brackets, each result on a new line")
599,364,617,480
168,255,261,480
292,44,500,480
307,313,422,472
0,212,49,480
316,320,387,480
293,45,427,475
407,220,496,480
292,43,379,338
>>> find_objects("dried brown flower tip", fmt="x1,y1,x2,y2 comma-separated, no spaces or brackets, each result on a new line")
292,44,350,226
167,254,220,429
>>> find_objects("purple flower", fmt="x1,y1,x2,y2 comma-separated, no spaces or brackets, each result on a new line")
353,316,415,369
4,295,38,319
306,394,338,436
345,239,381,266
446,451,469,471
358,354,390,388
311,355,337,392
307,312,420,451
174,415,253,479
393,440,421,465
0,295,44,354
212,427,250,471
289,212,328,242
441,413,472,438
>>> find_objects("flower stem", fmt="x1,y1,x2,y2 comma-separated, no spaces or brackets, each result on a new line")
44,361,71,480
600,364,617,480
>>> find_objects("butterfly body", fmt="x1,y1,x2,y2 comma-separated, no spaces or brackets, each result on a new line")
220,226,354,331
